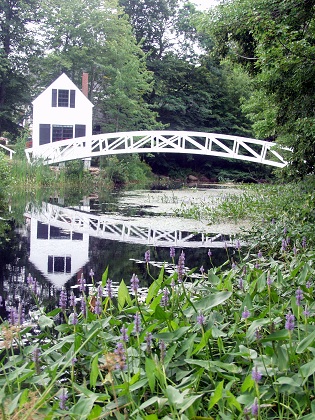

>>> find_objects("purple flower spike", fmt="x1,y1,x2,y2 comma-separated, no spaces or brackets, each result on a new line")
95,297,102,315
69,292,76,308
59,388,68,410
145,332,153,353
197,312,205,326
235,240,241,251
239,277,244,290
71,311,78,325
161,287,170,307
257,250,262,259
303,307,310,318
177,251,185,283
105,279,113,299
114,342,126,370
145,250,150,263
208,249,212,258
80,297,87,317
133,312,142,335
97,285,103,298
251,398,259,417
159,340,166,361
242,306,250,319
285,311,295,331
120,325,129,342
170,247,175,258
79,275,86,292
59,288,67,310
130,274,139,294
252,366,262,383
296,287,304,306
302,236,307,249
200,265,205,275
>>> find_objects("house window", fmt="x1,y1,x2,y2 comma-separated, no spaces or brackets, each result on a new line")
75,125,86,138
48,255,71,274
39,124,51,145
52,125,73,142
52,89,76,108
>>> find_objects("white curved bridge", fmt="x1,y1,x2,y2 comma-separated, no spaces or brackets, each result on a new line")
25,130,288,167
24,202,238,248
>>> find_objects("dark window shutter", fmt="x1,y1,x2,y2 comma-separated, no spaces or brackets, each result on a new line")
48,256,53,273
70,90,76,108
37,222,49,239
75,124,86,138
66,256,71,273
39,124,51,145
52,89,57,107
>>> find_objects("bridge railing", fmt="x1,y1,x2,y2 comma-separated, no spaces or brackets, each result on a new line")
0,143,15,159
25,130,289,168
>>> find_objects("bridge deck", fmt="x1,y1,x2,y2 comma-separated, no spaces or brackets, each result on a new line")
25,130,288,168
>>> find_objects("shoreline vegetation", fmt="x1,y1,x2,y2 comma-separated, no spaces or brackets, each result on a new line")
1,154,315,418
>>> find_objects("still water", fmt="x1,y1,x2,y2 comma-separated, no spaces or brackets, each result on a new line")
0,186,241,316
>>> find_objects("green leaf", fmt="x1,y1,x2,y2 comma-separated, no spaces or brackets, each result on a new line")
8,392,22,415
68,395,98,417
185,359,241,373
153,305,170,321
241,374,254,392
38,314,54,329
145,358,156,393
88,404,103,420
179,394,202,414
261,329,289,342
185,291,232,316
274,376,302,387
156,327,190,342
208,380,224,409
299,358,315,385
146,277,163,305
257,272,266,292
90,354,99,389
117,279,131,310
296,329,315,354
165,385,183,406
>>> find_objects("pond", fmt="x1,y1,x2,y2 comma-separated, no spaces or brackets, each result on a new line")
0,185,246,318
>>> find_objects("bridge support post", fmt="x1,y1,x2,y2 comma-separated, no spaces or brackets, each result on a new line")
83,158,91,170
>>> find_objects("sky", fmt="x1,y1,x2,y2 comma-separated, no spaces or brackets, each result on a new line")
193,0,220,11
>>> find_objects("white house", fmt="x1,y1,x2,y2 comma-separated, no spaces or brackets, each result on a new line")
32,73,93,149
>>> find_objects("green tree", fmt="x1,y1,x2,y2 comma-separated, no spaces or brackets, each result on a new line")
36,0,161,132
0,0,39,136
118,0,179,59
197,0,315,177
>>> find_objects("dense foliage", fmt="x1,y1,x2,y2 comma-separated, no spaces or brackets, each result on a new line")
2,179,315,418
2,0,315,178
197,0,315,177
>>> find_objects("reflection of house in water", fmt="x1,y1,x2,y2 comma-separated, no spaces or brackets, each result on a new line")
29,216,89,289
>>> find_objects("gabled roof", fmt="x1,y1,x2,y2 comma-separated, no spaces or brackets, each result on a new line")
32,73,93,107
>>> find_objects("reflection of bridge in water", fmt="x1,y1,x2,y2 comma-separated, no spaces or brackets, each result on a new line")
25,202,238,248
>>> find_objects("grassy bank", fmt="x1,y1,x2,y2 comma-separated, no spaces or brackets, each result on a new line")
1,178,315,418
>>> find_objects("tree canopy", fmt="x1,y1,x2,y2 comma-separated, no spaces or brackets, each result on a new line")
3,0,314,178
197,0,315,176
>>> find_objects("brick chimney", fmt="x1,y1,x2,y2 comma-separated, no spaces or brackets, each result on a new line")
82,72,89,97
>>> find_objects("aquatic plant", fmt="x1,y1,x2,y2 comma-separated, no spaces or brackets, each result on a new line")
1,233,315,419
